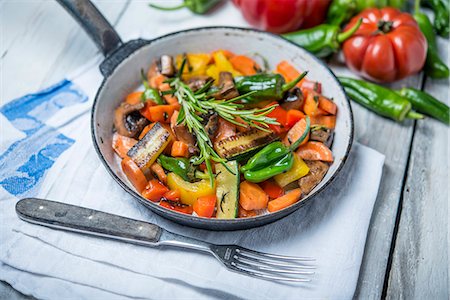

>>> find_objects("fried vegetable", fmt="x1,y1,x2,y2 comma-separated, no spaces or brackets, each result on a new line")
127,122,173,172
298,160,329,194
239,181,269,211
267,189,302,212
215,161,240,219
114,102,148,138
213,129,278,160
167,173,215,206
274,154,310,187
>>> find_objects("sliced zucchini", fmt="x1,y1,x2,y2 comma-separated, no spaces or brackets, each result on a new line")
214,129,278,160
127,122,172,172
215,161,239,219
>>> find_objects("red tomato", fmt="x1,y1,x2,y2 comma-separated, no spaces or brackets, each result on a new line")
232,0,331,34
342,8,427,82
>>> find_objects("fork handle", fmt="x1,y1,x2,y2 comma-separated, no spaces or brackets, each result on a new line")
16,198,162,245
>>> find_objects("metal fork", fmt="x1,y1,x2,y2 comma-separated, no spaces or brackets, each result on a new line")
16,198,315,283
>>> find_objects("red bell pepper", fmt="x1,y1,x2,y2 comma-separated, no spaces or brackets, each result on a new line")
265,102,288,133
160,200,193,214
233,0,331,34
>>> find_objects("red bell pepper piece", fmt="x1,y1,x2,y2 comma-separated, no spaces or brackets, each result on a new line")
142,179,170,202
232,0,331,34
160,200,193,214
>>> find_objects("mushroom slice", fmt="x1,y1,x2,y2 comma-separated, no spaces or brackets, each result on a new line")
212,71,240,100
281,87,304,111
187,75,213,92
114,102,148,138
160,55,175,76
298,160,329,195
205,113,219,141
170,110,199,154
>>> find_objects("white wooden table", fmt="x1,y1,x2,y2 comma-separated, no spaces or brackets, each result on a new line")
1,0,448,298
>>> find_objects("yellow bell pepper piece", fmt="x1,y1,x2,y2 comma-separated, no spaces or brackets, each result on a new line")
167,173,215,206
212,51,242,78
175,53,211,80
274,154,310,187
206,64,220,82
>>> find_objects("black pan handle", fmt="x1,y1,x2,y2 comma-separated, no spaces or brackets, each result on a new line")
56,0,123,56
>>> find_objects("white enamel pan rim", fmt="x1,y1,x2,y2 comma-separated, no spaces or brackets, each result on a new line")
91,26,354,230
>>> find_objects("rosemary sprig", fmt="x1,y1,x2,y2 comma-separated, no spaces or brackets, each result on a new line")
167,59,279,185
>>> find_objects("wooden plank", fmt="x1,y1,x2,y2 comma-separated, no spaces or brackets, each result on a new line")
328,58,423,299
386,33,449,298
0,0,129,297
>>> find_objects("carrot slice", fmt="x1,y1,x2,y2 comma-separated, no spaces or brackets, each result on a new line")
276,61,321,92
149,74,167,89
260,180,284,199
142,179,169,202
171,141,189,157
158,83,179,105
310,115,336,129
276,60,299,81
318,96,337,115
239,181,269,210
303,92,320,116
151,162,167,184
125,91,143,105
112,133,137,158
138,123,155,140
163,190,181,201
229,55,260,76
283,118,310,147
193,194,217,218
121,157,148,193
296,141,334,162
267,188,302,212
140,104,180,123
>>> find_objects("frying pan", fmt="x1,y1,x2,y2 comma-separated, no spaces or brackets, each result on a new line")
57,0,353,230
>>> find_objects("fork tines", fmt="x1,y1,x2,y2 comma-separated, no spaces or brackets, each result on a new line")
229,247,316,282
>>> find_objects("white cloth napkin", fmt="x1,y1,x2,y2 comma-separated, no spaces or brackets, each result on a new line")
0,56,385,299
0,2,385,298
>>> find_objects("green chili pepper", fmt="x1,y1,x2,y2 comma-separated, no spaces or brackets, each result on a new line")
243,153,294,183
326,0,357,26
149,0,222,14
158,155,193,181
140,70,163,104
397,88,449,124
338,77,424,122
327,0,406,26
422,0,449,37
414,1,449,78
282,18,362,58
242,117,310,183
241,141,290,173
235,71,307,103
